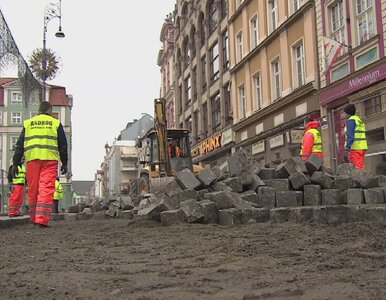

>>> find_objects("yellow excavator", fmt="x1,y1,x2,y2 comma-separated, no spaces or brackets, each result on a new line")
134,98,202,195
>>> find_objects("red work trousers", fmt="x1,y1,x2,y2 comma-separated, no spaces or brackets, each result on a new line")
26,160,58,225
8,185,25,216
349,150,366,171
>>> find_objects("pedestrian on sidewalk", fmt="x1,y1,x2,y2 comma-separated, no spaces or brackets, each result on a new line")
300,118,323,161
7,156,27,217
53,177,64,214
11,101,68,228
344,104,368,170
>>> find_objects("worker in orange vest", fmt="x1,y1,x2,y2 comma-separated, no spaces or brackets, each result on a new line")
300,118,323,161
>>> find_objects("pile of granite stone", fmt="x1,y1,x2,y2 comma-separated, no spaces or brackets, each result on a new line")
68,148,386,225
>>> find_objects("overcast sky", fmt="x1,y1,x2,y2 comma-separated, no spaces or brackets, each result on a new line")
1,0,176,180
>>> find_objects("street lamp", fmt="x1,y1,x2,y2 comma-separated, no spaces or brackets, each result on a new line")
42,0,65,102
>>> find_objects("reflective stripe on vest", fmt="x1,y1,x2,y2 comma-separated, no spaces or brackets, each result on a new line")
23,114,60,162
300,128,323,156
54,180,64,200
348,115,368,150
12,165,26,185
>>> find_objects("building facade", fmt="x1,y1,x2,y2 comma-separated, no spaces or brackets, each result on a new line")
0,78,73,212
228,0,320,167
173,0,235,167
316,0,386,173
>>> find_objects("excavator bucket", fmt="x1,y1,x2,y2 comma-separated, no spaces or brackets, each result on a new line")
149,176,176,194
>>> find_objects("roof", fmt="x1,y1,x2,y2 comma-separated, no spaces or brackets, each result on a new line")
49,86,70,106
0,78,17,86
71,181,94,196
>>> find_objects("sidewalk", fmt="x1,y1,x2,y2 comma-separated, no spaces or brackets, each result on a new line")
0,215,30,229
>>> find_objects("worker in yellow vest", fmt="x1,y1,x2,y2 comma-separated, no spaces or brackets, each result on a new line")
11,102,68,228
300,119,323,161
53,177,64,214
344,104,367,170
7,156,27,217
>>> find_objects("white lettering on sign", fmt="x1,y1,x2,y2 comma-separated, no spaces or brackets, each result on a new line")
221,128,234,146
251,141,265,155
269,134,284,148
349,70,380,89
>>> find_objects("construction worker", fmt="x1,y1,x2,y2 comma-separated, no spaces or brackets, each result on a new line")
11,101,68,228
344,103,367,170
7,156,26,217
300,118,323,161
53,177,64,214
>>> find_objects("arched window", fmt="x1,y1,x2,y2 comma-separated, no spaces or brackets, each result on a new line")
209,0,218,34
183,37,190,69
221,0,228,19
190,25,196,57
199,13,206,48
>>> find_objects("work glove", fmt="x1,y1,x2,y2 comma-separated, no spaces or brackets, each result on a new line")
61,164,68,175
11,165,19,178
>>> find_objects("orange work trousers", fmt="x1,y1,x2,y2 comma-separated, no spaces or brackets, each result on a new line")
8,185,25,216
26,160,58,225
349,150,366,171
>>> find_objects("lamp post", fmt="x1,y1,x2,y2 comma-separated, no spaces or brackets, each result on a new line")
42,0,65,102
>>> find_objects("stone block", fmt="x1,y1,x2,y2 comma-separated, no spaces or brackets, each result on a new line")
227,148,250,177
295,191,304,206
197,189,209,200
210,182,233,192
356,206,386,222
312,206,327,223
176,168,202,190
326,206,350,224
275,191,298,207
263,179,290,191
120,210,134,219
164,180,183,197
248,160,262,176
342,189,364,205
135,200,170,222
336,163,356,176
288,207,314,223
352,172,378,189
230,192,255,209
170,189,198,207
64,213,77,221
257,186,276,209
258,168,277,180
241,208,269,223
51,213,65,221
203,191,234,210
196,168,218,188
180,199,204,223
304,185,321,206
275,161,290,179
68,205,79,213
248,174,266,192
217,208,242,225
334,176,356,190
270,208,289,223
377,175,386,187
321,189,344,205
238,171,254,189
240,190,259,205
289,171,311,190
222,177,243,193
160,209,186,226
364,188,385,204
305,154,323,175
311,171,335,189
198,200,217,224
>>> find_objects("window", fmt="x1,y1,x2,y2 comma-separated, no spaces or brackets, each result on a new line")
293,42,305,88
211,93,221,132
356,47,378,69
331,62,349,82
209,0,218,34
178,84,183,114
193,110,199,138
202,103,208,136
236,0,245,9
11,92,22,103
268,0,278,32
250,15,258,49
329,0,345,44
253,73,262,111
0,112,2,124
222,30,229,71
236,32,243,62
11,136,18,150
210,42,220,83
291,0,303,13
201,56,207,91
11,112,22,124
238,85,246,119
183,39,190,68
200,15,206,47
356,0,375,44
221,0,228,19
224,83,232,125
186,116,192,133
192,67,197,102
184,76,191,108
271,59,281,100
364,95,382,116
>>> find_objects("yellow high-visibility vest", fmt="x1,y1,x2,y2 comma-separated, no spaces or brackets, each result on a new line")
12,165,26,185
300,128,323,156
23,114,60,162
54,180,64,200
347,115,368,150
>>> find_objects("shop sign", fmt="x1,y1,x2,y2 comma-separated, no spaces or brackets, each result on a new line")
321,62,386,106
289,130,304,144
269,134,284,149
221,128,234,146
201,133,221,155
191,147,200,158
251,141,265,155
